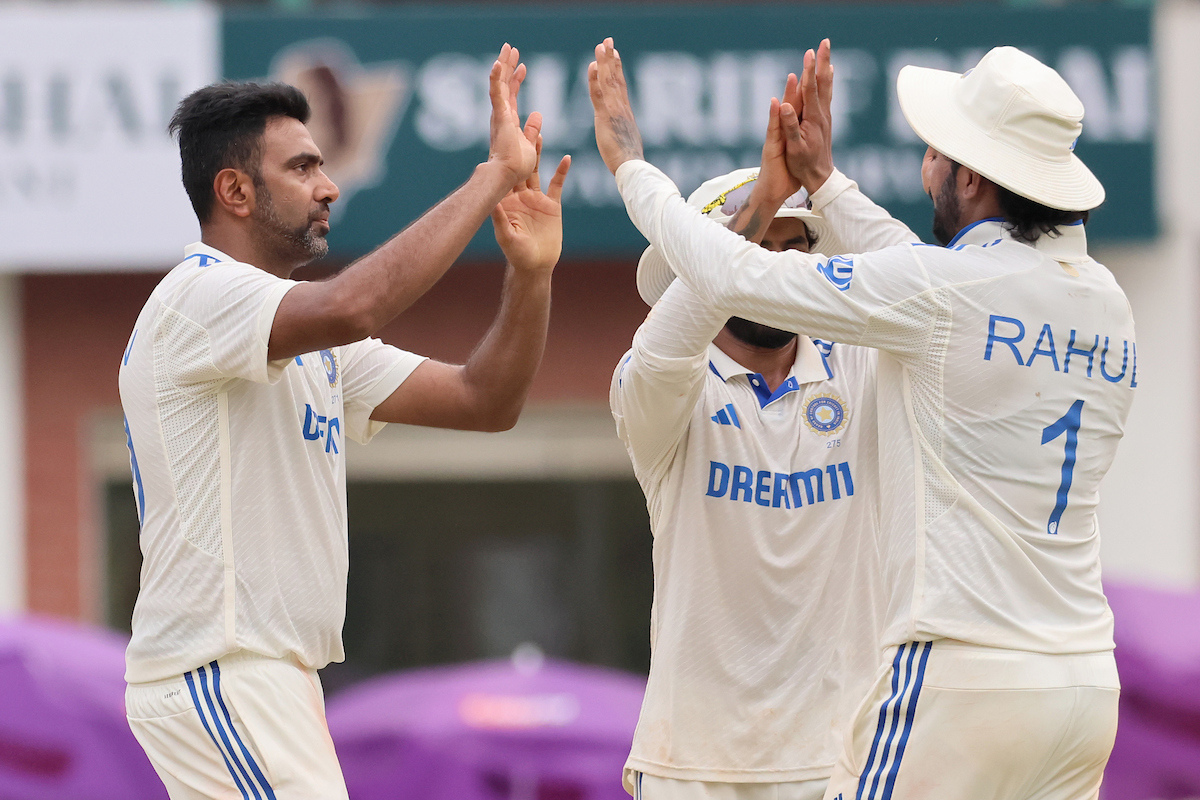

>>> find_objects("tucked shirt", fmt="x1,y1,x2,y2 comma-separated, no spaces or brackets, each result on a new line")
617,159,1137,657
120,242,426,683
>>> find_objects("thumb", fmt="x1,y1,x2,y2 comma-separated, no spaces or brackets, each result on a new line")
490,203,511,241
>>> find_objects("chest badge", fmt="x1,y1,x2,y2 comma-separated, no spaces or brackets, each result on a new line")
320,349,339,388
804,394,848,435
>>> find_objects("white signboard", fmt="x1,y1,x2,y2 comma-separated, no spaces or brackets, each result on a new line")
0,4,219,271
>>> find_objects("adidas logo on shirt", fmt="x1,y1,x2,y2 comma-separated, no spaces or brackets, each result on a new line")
711,403,741,428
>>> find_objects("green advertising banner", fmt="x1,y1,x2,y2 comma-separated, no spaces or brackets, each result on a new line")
224,4,1154,258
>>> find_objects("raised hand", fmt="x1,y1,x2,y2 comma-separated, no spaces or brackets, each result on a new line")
587,37,644,175
756,81,804,206
488,43,538,185
492,113,572,273
780,39,835,193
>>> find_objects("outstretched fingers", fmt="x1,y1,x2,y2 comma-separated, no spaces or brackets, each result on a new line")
509,58,526,117
816,39,833,115
524,124,544,191
782,72,801,120
547,155,571,202
800,49,819,123
489,46,514,126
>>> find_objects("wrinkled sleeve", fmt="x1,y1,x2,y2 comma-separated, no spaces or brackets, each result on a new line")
809,168,922,252
338,338,428,444
164,262,297,385
616,160,941,361
611,280,727,483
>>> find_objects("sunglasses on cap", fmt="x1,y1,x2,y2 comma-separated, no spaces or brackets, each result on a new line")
700,173,814,217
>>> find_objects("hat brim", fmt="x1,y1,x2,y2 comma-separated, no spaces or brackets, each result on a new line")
897,65,1104,212
636,209,845,306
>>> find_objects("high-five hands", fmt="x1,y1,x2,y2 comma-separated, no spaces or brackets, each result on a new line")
779,39,836,194
492,116,572,272
489,43,539,185
588,38,645,175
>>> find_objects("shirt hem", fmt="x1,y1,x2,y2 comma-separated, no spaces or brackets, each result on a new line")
623,758,832,784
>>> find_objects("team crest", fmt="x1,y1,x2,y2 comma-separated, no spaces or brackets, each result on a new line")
320,349,339,387
804,394,848,435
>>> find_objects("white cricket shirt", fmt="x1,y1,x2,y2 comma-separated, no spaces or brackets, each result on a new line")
120,242,425,684
617,161,1136,656
613,274,884,785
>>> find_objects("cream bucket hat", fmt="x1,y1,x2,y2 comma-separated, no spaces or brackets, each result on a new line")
636,168,844,306
897,46,1104,212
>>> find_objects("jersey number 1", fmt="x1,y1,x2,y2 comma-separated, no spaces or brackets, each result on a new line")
1040,399,1084,535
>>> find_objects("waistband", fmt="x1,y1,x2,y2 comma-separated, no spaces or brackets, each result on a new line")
898,640,1119,691
128,650,309,688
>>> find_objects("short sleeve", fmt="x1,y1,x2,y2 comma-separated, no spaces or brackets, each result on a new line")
163,261,297,385
339,338,428,444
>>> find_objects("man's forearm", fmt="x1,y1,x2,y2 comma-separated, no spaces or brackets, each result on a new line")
337,161,518,330
457,265,553,430
728,189,785,244
269,161,520,361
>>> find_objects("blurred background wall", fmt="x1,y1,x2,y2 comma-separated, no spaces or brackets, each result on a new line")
0,0,1193,685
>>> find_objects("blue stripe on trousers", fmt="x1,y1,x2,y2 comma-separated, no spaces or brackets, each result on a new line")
866,642,920,800
185,670,251,800
198,665,263,800
856,644,908,800
211,661,277,799
880,641,932,800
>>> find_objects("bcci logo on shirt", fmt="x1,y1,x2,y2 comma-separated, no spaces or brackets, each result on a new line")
804,394,848,435
320,349,339,387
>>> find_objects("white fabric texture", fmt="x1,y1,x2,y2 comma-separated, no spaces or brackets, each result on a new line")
613,273,885,785
631,771,828,800
120,242,426,683
616,160,1136,656
126,651,349,800
822,641,1119,800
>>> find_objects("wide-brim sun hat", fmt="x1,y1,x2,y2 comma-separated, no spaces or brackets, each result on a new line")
636,168,845,306
896,45,1104,212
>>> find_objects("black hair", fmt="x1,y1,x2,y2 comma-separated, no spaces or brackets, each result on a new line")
168,82,310,224
995,186,1089,244
942,159,1089,244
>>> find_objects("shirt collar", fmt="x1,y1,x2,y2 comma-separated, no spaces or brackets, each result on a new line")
707,335,830,387
945,217,1007,249
1033,219,1091,265
183,241,234,262
944,218,1091,264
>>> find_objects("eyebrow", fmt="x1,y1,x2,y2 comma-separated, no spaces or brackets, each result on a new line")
288,152,324,167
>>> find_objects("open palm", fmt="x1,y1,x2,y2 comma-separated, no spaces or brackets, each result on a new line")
492,116,571,273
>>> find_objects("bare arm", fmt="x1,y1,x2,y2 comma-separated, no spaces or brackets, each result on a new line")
267,44,538,361
368,140,571,431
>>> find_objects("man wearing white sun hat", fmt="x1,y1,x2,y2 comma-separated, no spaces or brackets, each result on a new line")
591,36,1134,800
612,165,894,800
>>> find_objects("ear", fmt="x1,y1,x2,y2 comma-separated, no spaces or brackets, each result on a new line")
958,166,992,202
212,168,256,219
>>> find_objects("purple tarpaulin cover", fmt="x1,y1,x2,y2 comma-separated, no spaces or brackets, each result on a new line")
1105,582,1200,800
326,654,645,800
0,615,165,800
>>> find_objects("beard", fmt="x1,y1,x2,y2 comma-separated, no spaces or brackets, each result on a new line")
252,181,329,264
725,317,797,350
930,168,962,246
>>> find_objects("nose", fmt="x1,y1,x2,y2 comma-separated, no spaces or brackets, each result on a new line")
317,169,340,205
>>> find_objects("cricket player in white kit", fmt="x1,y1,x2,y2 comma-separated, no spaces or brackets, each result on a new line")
591,38,1134,800
613,168,888,800
121,45,571,799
